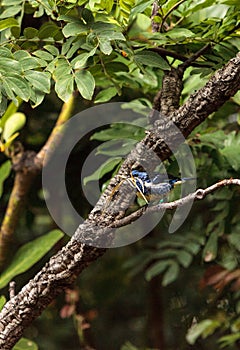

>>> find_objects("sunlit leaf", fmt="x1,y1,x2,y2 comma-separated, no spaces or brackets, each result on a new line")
75,70,95,100
134,50,170,70
0,230,64,289
2,112,26,142
130,0,155,17
0,160,11,198
62,21,87,37
203,231,218,262
0,6,22,19
186,319,221,345
83,157,122,185
24,71,51,93
95,87,118,103
0,18,19,31
0,296,6,312
55,75,74,102
13,338,38,350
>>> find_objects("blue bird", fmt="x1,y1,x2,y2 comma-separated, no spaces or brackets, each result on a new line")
130,170,195,203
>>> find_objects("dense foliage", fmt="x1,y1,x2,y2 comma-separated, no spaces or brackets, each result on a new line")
0,0,240,349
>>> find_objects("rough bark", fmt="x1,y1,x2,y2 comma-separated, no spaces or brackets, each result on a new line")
0,53,239,349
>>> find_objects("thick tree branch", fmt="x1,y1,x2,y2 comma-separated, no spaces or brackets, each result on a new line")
36,93,76,167
146,52,240,161
151,1,160,33
0,54,239,350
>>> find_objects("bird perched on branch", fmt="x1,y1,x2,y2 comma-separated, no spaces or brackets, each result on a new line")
105,170,196,211
129,170,195,203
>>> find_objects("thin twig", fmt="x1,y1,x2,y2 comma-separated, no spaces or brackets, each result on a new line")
151,1,161,33
9,281,16,299
150,47,212,68
111,179,240,228
160,0,186,32
178,44,211,74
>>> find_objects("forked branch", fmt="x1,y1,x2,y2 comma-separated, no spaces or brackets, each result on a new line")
111,179,240,228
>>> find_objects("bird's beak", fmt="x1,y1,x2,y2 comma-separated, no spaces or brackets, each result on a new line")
174,180,183,186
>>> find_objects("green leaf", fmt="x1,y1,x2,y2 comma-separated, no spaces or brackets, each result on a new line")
162,261,180,286
33,50,53,61
221,145,240,171
54,59,71,79
0,161,11,198
0,47,13,58
130,0,155,17
145,260,171,281
98,31,126,41
96,139,136,156
219,333,240,348
38,22,62,40
95,87,118,103
199,130,226,148
29,89,46,108
6,75,31,101
2,0,23,5
0,230,64,289
92,21,118,33
203,231,218,262
23,27,38,39
13,338,38,350
55,75,74,102
121,98,152,115
19,57,41,71
80,8,93,25
83,157,122,185
186,319,221,345
24,71,51,93
0,18,19,31
72,48,97,69
0,57,21,74
117,0,135,24
0,6,22,19
134,50,170,70
75,70,95,100
43,45,59,56
99,39,113,55
166,28,195,40
228,233,240,252
65,39,86,59
0,295,6,312
91,123,145,141
177,250,193,268
2,112,26,142
232,91,240,106
120,341,139,350
62,21,87,37
0,98,22,128
2,79,18,104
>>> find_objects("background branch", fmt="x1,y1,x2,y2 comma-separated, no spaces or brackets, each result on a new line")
159,0,186,32
0,95,75,270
